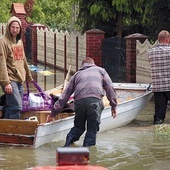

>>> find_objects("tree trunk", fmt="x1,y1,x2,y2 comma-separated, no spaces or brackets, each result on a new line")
117,12,123,38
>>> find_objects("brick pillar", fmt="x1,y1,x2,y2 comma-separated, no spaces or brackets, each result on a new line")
125,33,148,83
31,24,46,64
86,29,105,66
16,14,29,49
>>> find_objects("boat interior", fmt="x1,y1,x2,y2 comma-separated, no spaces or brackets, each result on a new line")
22,88,147,124
0,88,147,124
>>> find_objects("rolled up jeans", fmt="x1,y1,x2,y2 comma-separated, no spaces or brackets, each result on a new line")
66,97,104,146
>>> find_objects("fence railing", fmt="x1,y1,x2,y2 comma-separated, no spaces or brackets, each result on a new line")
36,28,86,73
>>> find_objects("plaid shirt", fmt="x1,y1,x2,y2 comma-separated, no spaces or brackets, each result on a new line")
148,44,170,92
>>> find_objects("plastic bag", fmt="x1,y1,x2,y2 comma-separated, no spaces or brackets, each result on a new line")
22,81,54,112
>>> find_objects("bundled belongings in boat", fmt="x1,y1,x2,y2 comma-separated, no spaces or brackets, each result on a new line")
22,81,54,112
22,81,75,113
50,93,75,113
0,82,75,119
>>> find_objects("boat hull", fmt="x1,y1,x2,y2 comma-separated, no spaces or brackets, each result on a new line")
34,84,153,148
0,83,153,148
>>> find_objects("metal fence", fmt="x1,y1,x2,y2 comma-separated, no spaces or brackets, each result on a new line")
102,37,126,82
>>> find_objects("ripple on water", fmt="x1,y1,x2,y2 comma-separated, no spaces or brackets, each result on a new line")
89,125,170,170
1,113,170,170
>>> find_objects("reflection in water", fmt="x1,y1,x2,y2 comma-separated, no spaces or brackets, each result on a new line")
31,66,66,91
91,128,156,170
151,135,170,160
0,66,65,95
0,146,36,170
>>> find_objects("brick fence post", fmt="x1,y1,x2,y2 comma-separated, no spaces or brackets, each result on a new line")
86,29,105,66
125,33,148,83
31,24,46,64
10,3,28,50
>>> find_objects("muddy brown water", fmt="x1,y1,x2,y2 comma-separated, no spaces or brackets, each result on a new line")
0,68,170,170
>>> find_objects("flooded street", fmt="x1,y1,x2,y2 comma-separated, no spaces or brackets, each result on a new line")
0,68,170,170
1,100,170,170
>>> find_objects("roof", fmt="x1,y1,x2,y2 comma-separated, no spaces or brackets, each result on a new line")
11,3,26,14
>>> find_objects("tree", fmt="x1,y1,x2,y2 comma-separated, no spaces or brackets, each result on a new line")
143,0,170,41
30,0,72,31
0,0,73,31
0,0,25,22
74,0,146,37
0,0,169,40
74,0,170,41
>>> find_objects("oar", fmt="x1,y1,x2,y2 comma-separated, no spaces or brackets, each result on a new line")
62,65,72,92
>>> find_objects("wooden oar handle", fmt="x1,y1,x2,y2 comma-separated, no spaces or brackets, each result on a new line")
63,65,72,91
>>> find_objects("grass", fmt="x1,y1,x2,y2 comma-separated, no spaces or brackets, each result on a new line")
154,124,170,135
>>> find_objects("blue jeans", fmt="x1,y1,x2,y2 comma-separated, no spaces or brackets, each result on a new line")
1,82,23,119
65,97,104,147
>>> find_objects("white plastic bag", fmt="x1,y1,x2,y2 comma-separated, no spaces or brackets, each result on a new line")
28,93,44,108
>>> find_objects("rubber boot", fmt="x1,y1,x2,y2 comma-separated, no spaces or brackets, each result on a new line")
64,134,75,147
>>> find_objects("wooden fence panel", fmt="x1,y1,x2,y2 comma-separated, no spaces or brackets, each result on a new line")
0,21,160,84
136,39,158,83
37,28,86,73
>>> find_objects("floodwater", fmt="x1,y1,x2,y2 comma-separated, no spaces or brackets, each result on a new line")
0,66,170,170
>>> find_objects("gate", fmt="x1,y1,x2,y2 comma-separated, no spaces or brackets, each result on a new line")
25,27,32,60
102,37,126,82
